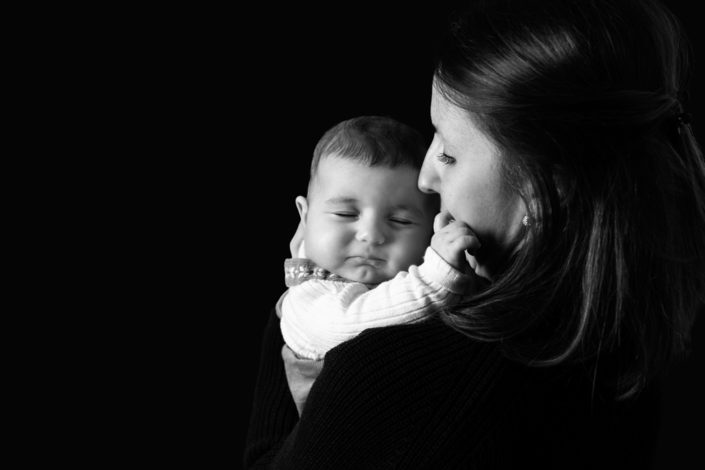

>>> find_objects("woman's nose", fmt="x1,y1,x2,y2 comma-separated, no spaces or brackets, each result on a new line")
355,219,386,245
418,137,440,194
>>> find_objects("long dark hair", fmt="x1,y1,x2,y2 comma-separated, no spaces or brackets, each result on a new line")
435,0,705,398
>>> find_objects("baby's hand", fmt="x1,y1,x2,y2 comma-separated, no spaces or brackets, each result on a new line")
431,211,481,273
290,219,306,258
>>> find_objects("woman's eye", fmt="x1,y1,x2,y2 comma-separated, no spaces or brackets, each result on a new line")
437,153,456,165
390,218,413,225
333,212,356,218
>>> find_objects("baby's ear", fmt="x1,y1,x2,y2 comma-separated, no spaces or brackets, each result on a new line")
295,196,308,224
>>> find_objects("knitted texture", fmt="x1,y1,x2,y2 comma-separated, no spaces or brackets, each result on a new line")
245,309,660,469
284,258,351,287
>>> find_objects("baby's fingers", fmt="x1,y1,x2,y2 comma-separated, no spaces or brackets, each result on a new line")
438,222,482,252
433,210,455,233
454,233,482,255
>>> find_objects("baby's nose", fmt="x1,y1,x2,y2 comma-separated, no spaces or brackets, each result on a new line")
355,221,386,245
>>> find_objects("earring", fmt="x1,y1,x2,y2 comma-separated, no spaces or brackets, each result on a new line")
522,215,533,227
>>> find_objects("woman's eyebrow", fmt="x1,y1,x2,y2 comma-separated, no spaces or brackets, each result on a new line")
431,122,447,139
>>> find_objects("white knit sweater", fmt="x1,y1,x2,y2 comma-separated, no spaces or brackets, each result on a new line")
280,247,473,360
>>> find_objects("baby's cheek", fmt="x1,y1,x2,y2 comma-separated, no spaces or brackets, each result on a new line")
308,232,345,270
396,245,428,271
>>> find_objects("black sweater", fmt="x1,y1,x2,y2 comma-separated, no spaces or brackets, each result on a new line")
245,308,660,469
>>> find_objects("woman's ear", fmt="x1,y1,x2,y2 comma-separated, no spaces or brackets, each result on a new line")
295,196,308,225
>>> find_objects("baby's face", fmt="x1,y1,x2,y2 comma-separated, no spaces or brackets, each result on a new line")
302,155,437,284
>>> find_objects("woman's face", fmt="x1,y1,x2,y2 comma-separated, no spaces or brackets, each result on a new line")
418,85,526,279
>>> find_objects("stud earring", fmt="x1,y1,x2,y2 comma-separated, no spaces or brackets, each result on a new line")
522,215,533,227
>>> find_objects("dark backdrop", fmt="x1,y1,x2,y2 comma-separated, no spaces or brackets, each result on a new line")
238,2,704,468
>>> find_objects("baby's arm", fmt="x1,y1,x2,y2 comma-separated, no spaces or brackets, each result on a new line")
281,216,480,360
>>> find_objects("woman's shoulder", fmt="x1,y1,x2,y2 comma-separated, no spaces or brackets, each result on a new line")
326,317,503,373
298,319,523,466
320,317,660,419
316,318,525,414
296,318,660,468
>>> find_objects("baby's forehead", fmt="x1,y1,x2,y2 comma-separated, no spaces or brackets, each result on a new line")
310,157,418,192
314,153,419,178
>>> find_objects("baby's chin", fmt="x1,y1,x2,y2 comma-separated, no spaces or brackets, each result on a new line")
341,266,393,285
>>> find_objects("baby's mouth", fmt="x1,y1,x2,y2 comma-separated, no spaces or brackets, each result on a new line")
348,256,385,267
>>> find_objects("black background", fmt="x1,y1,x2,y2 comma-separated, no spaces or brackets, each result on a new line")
204,1,702,467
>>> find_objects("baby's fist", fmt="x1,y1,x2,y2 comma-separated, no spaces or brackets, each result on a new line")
431,212,481,272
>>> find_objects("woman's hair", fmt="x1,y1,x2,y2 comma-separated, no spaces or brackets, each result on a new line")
309,115,428,180
435,0,705,398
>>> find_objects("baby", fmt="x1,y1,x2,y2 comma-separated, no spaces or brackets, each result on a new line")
279,115,480,414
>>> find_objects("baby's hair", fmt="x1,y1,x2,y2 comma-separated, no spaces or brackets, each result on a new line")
309,115,428,181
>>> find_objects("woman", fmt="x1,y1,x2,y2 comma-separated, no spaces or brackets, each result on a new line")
245,0,705,468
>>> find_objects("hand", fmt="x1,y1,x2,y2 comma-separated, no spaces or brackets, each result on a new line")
290,219,305,258
431,211,481,273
